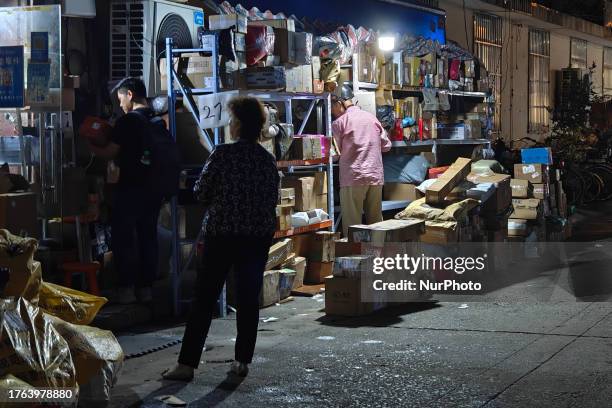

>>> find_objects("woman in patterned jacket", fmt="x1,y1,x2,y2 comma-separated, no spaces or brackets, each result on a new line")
163,97,280,381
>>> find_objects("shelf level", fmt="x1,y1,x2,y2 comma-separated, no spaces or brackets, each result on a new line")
391,139,491,147
277,158,329,168
274,220,332,238
388,87,489,98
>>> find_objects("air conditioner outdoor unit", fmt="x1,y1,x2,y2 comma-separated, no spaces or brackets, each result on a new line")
110,0,204,97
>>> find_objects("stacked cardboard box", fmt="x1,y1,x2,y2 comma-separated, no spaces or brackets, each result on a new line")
276,188,295,231
509,161,550,241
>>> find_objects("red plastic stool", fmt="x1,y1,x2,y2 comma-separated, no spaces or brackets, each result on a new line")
62,262,101,296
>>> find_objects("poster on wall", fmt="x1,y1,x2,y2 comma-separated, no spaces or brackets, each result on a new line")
0,46,24,108
26,62,51,105
31,32,49,62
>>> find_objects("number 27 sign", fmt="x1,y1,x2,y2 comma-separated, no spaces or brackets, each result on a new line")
197,90,239,129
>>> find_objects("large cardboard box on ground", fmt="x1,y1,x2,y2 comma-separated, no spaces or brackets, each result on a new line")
305,261,333,284
426,158,472,204
510,179,533,198
282,177,315,211
325,276,385,316
511,199,543,220
383,183,422,201
514,164,548,184
348,219,425,243
260,270,280,307
0,193,38,238
466,172,511,214
308,231,338,262
281,255,306,289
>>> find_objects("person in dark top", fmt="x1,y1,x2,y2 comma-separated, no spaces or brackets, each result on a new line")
87,77,163,304
162,97,279,381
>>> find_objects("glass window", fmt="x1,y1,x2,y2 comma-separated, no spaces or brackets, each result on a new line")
603,47,612,96
474,13,503,132
570,38,587,69
528,29,551,134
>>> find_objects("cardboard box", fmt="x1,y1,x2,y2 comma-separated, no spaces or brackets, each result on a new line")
209,14,247,33
313,79,324,94
334,239,365,257
311,56,321,80
290,137,322,160
281,255,306,289
533,183,549,200
307,231,338,262
315,194,328,212
420,224,458,244
249,18,295,31
260,270,280,307
514,164,547,184
426,158,472,205
511,199,542,220
273,29,296,64
266,239,293,270
161,54,216,91
466,172,511,214
510,179,532,198
305,261,333,284
63,75,80,89
325,276,385,316
293,32,313,65
279,188,296,206
508,219,529,237
278,269,296,299
348,219,425,243
246,66,286,90
521,147,553,165
0,193,38,238
276,205,293,231
333,256,373,278
383,183,421,201
282,177,315,211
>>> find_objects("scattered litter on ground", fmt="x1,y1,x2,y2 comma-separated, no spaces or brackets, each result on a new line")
361,340,383,344
458,304,469,309
317,336,335,341
155,394,187,407
305,368,315,372
262,317,278,323
228,306,237,313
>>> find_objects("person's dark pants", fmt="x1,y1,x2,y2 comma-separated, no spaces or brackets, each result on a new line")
178,234,273,367
111,189,163,288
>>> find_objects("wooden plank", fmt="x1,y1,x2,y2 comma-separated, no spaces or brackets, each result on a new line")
425,157,472,205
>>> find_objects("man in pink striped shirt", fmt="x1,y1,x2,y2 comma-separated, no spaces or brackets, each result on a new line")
331,95,392,237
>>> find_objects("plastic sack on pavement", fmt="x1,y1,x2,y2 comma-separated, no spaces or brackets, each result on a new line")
0,297,77,389
45,314,124,408
0,374,36,408
38,282,107,326
0,230,40,304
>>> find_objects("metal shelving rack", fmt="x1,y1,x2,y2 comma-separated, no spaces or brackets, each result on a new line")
165,36,335,317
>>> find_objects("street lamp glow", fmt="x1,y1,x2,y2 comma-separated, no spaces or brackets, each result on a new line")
378,36,395,51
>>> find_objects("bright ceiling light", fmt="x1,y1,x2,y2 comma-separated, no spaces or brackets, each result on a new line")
378,36,395,51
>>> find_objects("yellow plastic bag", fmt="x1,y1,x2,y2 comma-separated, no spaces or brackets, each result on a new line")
0,297,77,389
0,230,41,303
45,314,124,407
38,282,107,325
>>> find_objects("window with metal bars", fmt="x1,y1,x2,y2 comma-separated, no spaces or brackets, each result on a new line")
570,38,587,69
474,13,503,132
603,47,612,96
528,29,550,134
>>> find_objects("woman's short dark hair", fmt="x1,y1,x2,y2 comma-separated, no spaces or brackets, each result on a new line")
227,97,266,142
